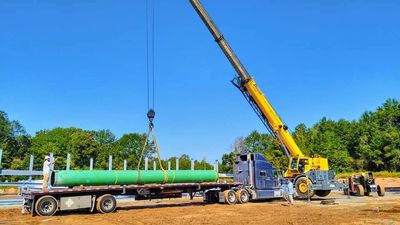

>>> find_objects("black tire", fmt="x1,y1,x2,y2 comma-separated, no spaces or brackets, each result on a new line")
356,185,364,196
96,194,117,214
223,190,237,205
377,184,385,197
35,195,58,216
315,190,331,197
236,189,250,204
295,177,314,199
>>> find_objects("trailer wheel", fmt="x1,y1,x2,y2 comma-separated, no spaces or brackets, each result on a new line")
377,185,385,197
356,185,364,196
96,194,117,213
35,195,58,216
223,190,237,205
315,190,331,197
236,189,249,204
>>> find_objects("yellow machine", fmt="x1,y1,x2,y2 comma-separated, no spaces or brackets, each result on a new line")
190,0,339,198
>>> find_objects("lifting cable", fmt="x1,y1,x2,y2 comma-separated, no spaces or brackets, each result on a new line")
137,0,168,184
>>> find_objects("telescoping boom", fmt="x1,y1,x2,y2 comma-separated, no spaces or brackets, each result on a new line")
189,0,304,159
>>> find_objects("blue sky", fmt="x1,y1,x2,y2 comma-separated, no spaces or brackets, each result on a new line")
1,1,399,162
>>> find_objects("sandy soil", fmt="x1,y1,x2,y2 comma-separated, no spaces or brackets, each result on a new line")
0,178,399,225
1,191,400,225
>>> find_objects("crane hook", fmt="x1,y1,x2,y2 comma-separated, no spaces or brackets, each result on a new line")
147,109,155,128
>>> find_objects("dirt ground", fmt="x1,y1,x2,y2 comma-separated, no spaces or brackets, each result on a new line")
0,178,399,225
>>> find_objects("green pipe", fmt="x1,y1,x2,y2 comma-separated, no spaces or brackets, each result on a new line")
51,170,218,187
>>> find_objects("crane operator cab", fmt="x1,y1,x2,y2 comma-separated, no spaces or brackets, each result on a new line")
234,153,285,200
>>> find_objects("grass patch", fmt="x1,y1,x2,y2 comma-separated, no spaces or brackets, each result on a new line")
336,171,400,179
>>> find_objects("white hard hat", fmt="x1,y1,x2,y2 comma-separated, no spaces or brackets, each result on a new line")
44,156,50,160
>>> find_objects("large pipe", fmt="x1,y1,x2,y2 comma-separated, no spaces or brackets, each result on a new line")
51,170,218,187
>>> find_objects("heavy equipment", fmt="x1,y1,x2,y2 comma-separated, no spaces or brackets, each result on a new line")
344,172,385,197
190,0,342,199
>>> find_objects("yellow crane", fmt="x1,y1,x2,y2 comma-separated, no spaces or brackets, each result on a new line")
190,0,339,198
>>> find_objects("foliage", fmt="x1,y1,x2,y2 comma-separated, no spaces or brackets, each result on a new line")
222,99,400,173
0,98,398,177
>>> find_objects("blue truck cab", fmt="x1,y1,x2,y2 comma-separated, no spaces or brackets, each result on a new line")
234,153,285,200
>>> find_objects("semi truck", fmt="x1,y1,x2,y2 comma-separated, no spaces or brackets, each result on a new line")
22,153,285,216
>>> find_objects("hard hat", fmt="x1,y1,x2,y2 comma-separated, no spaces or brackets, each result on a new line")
44,156,50,160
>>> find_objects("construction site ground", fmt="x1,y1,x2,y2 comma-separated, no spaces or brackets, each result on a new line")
1,178,399,225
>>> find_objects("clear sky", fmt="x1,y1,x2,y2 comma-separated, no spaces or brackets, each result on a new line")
1,1,399,162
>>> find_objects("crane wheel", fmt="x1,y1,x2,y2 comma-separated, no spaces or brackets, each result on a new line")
295,177,314,199
377,185,385,197
356,185,364,196
315,190,331,197
235,189,249,204
35,195,58,216
223,190,237,205
96,194,117,213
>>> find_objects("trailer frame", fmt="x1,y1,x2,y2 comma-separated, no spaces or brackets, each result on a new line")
22,181,242,216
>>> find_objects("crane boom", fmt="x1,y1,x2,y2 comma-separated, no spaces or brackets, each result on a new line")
190,0,304,158
190,0,250,82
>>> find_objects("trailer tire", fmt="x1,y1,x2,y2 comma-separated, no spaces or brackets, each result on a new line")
356,185,364,196
35,195,58,216
236,189,249,204
96,194,117,214
223,190,237,205
315,190,331,197
377,185,385,197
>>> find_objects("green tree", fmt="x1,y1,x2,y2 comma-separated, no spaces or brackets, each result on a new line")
94,129,116,169
115,133,153,170
30,127,97,170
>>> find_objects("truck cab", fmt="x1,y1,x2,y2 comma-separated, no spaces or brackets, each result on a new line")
234,153,284,200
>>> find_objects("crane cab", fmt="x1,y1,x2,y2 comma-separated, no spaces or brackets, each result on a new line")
285,157,329,178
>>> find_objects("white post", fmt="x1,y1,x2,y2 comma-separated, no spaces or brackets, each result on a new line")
28,155,34,182
176,158,179,170
90,158,94,170
168,161,171,171
191,159,194,171
0,148,3,168
215,160,219,173
124,160,127,170
66,153,71,170
145,157,148,170
50,152,54,170
153,161,156,170
108,155,112,171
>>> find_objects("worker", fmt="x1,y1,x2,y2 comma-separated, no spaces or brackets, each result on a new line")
282,182,289,202
287,179,295,205
42,156,55,191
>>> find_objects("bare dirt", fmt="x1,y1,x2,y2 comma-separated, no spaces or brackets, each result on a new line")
1,178,399,225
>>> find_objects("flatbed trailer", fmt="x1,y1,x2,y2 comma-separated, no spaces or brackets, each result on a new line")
22,181,243,216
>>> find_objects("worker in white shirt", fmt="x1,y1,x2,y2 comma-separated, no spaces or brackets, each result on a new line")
42,156,56,191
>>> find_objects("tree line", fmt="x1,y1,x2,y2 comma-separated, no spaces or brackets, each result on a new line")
0,114,213,175
221,99,400,173
1,98,399,177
